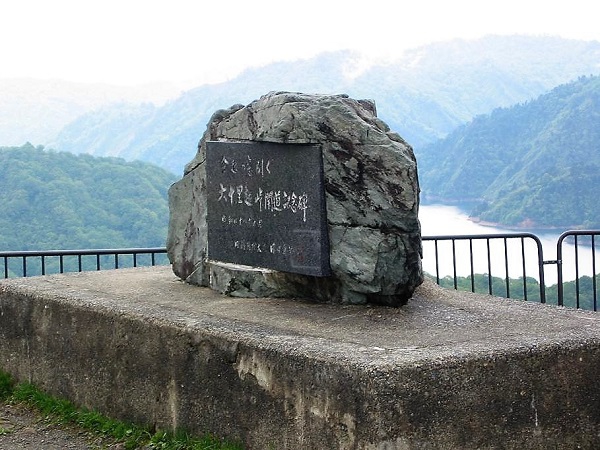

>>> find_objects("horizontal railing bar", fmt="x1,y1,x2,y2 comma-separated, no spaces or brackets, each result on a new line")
0,248,167,258
557,230,600,240
422,232,541,241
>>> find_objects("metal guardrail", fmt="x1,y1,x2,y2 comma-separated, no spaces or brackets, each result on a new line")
423,230,600,310
0,248,168,278
422,233,547,303
2,231,600,310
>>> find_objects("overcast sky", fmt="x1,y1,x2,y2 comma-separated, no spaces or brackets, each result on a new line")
2,0,600,87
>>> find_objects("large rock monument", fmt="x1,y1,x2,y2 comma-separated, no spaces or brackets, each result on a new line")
167,92,422,306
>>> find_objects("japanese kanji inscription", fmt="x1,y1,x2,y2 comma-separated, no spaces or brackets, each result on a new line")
206,141,331,276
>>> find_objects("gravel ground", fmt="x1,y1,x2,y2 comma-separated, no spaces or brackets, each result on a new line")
0,403,125,450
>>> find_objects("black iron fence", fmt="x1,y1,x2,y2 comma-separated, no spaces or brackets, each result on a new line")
422,230,600,310
422,233,547,302
1,231,599,311
0,248,169,278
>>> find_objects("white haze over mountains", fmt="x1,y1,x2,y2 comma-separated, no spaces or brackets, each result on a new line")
2,0,600,88
2,0,600,161
30,36,598,177
3,34,600,164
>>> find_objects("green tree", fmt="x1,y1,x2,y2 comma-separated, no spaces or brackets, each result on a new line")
0,144,177,252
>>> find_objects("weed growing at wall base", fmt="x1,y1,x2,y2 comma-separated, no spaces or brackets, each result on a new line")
0,370,243,449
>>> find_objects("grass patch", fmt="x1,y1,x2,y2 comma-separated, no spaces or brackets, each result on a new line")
0,370,243,449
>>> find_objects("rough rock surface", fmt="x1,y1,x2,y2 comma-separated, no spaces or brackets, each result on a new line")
167,92,422,306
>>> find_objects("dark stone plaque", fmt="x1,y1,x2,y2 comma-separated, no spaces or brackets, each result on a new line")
206,141,331,277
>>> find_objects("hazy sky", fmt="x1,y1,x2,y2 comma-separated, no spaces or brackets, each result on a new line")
2,0,600,87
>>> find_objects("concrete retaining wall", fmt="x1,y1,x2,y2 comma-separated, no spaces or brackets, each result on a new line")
0,267,599,449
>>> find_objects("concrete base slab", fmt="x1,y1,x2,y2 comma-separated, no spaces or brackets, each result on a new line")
0,266,599,449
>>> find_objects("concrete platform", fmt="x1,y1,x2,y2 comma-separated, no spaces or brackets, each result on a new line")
0,266,599,449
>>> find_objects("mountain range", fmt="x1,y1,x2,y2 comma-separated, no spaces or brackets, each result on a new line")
2,34,600,231
4,35,597,175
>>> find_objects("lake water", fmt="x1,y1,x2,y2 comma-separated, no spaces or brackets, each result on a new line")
419,204,599,286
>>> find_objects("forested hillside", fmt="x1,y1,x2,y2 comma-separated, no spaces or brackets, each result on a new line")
0,144,177,250
418,75,600,229
48,36,600,174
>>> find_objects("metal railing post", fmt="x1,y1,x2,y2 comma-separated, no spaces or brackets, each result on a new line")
555,230,600,309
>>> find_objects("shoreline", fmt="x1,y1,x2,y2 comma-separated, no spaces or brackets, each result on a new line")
420,200,584,233
467,216,582,233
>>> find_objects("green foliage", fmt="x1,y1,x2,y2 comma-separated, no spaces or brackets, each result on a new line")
0,371,15,401
0,144,177,252
419,75,600,228
545,275,600,310
429,272,600,311
0,368,243,449
432,273,543,303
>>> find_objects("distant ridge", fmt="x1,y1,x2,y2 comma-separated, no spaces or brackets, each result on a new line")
43,35,600,174
0,78,181,147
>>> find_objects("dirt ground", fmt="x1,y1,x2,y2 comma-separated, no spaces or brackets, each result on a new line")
0,402,127,450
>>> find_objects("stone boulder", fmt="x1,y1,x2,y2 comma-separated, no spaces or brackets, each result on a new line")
167,92,422,306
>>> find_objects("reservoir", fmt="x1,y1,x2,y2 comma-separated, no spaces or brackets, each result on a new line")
419,204,599,286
